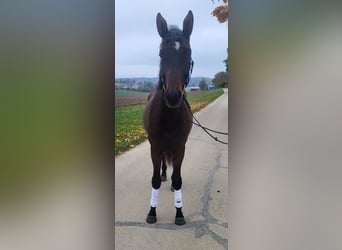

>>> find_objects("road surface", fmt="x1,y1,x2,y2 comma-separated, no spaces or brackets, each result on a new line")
115,89,228,250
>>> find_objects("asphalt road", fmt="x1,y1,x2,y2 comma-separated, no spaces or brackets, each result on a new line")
115,89,228,250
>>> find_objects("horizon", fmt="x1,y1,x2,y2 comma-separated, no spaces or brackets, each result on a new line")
114,75,213,79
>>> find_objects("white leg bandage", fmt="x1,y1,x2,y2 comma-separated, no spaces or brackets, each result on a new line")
150,188,160,207
174,189,183,208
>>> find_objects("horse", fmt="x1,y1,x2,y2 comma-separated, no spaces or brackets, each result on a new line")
143,10,194,226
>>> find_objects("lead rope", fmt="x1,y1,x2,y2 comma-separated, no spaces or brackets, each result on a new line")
184,98,229,145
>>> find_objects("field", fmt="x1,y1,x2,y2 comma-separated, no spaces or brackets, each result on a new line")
115,89,209,107
115,89,223,155
115,90,149,107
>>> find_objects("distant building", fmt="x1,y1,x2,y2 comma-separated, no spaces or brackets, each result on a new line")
190,86,200,91
115,83,128,90
131,84,139,91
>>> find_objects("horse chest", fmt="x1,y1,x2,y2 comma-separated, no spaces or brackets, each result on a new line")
148,110,189,142
164,115,191,142
144,90,192,146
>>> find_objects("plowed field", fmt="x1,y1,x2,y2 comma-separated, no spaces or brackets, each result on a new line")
115,90,206,107
115,91,149,107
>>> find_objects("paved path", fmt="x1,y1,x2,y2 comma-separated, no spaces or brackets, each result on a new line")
115,89,228,250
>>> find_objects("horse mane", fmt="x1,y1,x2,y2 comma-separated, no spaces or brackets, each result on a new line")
168,25,179,30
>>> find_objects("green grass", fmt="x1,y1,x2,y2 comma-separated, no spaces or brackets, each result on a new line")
187,88,224,113
115,105,147,155
115,88,224,156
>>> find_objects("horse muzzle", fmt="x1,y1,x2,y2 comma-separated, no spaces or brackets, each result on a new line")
164,90,184,108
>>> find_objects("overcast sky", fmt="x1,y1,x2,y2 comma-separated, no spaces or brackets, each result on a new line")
115,0,228,78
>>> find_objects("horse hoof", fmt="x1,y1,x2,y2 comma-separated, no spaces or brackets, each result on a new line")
161,175,167,182
170,186,175,192
146,215,157,224
175,217,185,226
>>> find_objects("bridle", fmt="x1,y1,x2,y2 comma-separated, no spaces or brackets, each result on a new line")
185,59,194,88
158,40,194,108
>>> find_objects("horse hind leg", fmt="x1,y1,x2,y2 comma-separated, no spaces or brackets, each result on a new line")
161,156,167,182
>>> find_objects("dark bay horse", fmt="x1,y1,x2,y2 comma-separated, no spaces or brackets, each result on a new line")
143,10,194,225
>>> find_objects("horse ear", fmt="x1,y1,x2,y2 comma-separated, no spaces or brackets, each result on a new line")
156,13,168,38
183,10,193,38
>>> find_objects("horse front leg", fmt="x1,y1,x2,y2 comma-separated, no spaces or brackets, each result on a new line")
146,146,162,224
171,146,185,225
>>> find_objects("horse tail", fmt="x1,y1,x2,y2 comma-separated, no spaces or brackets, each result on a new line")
162,152,173,167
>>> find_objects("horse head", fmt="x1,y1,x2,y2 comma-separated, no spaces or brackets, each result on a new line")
156,11,194,108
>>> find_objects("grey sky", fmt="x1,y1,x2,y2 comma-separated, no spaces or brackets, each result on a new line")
115,0,228,78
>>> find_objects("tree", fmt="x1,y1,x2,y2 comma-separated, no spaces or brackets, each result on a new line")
211,0,228,23
211,1,228,81
138,81,154,92
199,78,208,90
211,1,228,88
212,71,228,88
223,48,228,72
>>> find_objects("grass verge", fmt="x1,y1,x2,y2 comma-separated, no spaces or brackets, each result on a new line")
187,88,224,113
115,88,224,155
